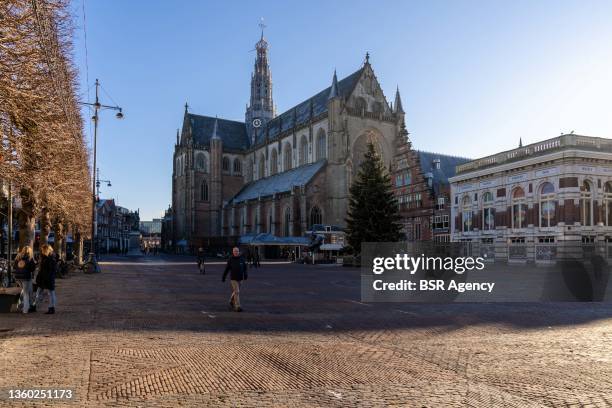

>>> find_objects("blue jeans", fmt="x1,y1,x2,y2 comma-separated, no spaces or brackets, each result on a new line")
34,287,56,308
17,280,33,314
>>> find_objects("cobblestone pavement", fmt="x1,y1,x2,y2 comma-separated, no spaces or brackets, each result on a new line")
1,255,611,407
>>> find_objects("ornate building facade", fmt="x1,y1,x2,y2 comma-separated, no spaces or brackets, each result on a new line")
450,134,612,262
171,30,460,250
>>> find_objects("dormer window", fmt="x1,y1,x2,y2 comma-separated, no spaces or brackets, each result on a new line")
433,158,441,170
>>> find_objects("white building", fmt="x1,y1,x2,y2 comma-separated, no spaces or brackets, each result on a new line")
449,134,612,263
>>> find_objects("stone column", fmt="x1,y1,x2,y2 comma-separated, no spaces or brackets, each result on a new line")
231,205,237,236
272,193,279,235
256,196,262,234
300,185,307,233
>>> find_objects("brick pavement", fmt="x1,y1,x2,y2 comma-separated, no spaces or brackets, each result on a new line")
0,255,611,407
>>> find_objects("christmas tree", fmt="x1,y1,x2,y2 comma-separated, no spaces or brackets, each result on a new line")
345,142,402,254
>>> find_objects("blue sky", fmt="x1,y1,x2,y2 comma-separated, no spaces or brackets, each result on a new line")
71,0,612,220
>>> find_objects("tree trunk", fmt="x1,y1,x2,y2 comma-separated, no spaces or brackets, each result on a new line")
17,188,35,251
40,207,51,247
52,219,64,260
74,229,83,264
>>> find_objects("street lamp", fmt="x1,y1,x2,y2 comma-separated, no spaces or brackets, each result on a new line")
79,79,123,272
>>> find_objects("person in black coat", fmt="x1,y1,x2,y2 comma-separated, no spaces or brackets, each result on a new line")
33,244,57,314
13,246,36,314
222,247,247,312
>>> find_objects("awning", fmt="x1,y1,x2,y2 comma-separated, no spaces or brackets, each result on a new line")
320,243,344,251
239,233,310,246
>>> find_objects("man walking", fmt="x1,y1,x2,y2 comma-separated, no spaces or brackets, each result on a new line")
196,247,205,274
222,247,247,312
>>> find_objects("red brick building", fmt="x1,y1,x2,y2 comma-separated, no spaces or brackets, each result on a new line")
392,124,470,242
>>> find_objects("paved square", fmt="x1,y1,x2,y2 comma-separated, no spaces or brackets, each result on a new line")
1,256,611,407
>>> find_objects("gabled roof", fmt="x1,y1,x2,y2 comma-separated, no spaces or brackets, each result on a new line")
254,68,364,145
416,151,471,193
231,160,326,204
186,114,249,151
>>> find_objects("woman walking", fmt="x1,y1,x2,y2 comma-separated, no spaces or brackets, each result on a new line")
13,246,36,314
33,244,57,314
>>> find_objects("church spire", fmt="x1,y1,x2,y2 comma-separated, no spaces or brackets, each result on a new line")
246,19,275,143
328,69,339,100
394,86,404,114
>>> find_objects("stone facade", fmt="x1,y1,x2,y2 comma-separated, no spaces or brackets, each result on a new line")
171,32,418,250
450,134,612,262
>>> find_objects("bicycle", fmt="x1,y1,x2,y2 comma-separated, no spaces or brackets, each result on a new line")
0,258,10,288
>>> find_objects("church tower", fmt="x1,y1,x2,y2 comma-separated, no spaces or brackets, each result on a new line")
245,21,275,144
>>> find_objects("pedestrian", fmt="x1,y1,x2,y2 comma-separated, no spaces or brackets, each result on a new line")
32,244,57,314
222,247,247,312
253,249,260,268
196,247,205,274
13,246,36,314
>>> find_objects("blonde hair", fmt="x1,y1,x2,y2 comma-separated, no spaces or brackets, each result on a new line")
17,246,33,259
40,244,54,257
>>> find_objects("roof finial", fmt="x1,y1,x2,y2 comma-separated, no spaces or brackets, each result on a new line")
212,115,220,140
328,69,339,100
365,52,370,64
259,17,266,40
184,102,189,113
519,137,523,148
394,85,404,114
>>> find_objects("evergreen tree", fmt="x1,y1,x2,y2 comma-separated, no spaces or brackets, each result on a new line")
345,142,402,253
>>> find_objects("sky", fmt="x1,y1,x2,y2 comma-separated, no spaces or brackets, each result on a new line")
70,0,612,221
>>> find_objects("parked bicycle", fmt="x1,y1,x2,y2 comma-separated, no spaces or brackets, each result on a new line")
0,258,10,288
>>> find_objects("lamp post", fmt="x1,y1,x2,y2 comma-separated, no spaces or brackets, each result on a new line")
80,79,123,272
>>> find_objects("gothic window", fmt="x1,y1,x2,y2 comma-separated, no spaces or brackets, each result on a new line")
355,97,367,112
195,153,207,172
270,148,278,175
258,153,265,179
605,182,612,226
316,129,327,160
200,180,209,201
539,182,556,227
283,142,292,172
310,206,322,229
580,180,593,226
222,156,230,173
268,210,273,234
512,187,526,229
299,135,308,166
283,208,291,237
482,191,495,230
233,158,242,175
462,196,473,232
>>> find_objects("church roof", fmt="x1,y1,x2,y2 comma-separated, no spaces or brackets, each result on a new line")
231,160,326,204
186,114,249,151
416,150,471,193
254,67,364,145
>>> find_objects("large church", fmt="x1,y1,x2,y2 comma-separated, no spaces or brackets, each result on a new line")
170,29,462,251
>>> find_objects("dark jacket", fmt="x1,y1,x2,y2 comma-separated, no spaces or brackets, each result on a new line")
13,255,36,281
36,255,57,290
222,256,247,282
